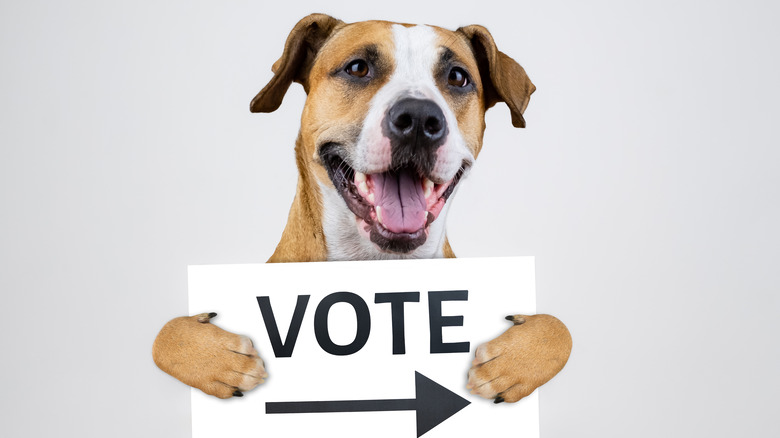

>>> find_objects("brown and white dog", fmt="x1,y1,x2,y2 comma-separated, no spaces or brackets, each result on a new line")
153,14,572,405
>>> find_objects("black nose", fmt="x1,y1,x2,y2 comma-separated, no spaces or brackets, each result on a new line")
383,98,448,173
386,98,447,147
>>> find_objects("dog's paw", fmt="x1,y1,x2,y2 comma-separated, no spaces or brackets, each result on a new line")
467,314,571,403
152,313,268,399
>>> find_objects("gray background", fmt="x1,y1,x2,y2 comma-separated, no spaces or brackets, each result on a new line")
1,0,778,437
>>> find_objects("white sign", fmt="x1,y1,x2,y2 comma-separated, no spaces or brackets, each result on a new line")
189,257,539,438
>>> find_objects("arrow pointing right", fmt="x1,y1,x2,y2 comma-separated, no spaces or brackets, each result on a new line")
266,371,470,437
413,371,471,437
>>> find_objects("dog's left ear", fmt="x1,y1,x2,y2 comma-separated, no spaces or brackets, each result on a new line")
250,13,344,113
457,25,535,128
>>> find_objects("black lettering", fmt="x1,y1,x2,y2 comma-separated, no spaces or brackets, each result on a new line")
428,290,470,354
256,295,309,358
314,292,371,355
374,292,420,354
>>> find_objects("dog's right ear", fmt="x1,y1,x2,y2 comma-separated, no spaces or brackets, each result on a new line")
250,13,343,113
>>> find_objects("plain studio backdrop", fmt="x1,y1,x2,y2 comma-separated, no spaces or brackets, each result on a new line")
1,1,778,437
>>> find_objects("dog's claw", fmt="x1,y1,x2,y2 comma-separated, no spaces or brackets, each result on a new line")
505,315,526,325
494,396,505,404
233,390,243,397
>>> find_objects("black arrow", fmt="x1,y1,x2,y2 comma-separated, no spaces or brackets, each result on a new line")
266,371,470,437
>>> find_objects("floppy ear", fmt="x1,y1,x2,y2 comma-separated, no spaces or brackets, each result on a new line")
456,25,535,128
250,13,343,113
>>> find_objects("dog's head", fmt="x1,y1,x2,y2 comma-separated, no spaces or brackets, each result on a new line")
251,14,534,256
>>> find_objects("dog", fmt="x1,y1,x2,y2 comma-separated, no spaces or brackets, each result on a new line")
153,14,572,404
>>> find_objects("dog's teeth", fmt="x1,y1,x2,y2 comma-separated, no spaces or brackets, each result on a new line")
423,178,434,198
375,206,383,224
368,193,375,204
355,171,366,183
359,182,369,195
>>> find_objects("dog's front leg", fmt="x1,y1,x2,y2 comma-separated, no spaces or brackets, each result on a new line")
153,313,268,398
466,314,571,403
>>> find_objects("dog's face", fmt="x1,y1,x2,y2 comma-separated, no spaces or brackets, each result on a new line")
251,14,535,256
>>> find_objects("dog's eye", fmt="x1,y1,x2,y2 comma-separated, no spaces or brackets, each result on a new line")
345,60,369,78
448,68,469,87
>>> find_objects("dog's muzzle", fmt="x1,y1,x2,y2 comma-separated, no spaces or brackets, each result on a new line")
320,98,467,254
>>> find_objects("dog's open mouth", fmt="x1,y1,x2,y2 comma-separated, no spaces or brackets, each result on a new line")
320,145,466,254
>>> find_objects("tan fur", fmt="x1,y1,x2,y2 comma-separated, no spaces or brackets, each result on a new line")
153,14,571,403
432,27,490,158
152,313,267,398
467,314,572,402
266,134,329,263
456,25,536,128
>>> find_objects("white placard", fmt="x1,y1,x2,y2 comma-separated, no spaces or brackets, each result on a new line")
189,257,539,438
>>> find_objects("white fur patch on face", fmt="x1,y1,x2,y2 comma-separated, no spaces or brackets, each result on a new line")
352,24,474,181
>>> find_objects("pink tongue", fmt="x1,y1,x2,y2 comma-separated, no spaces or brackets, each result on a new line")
372,170,427,233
